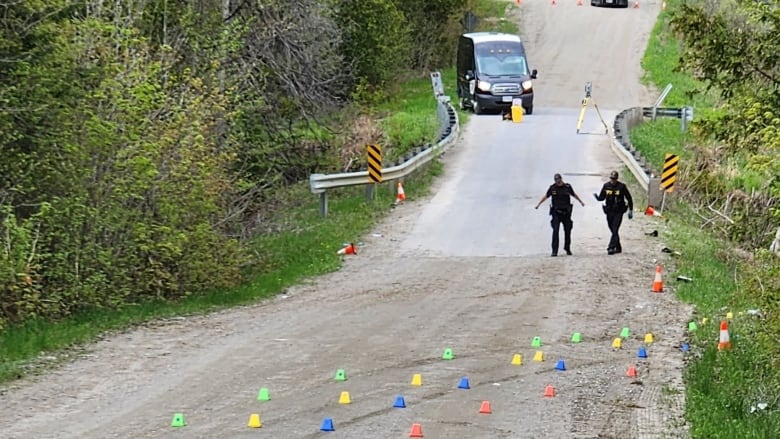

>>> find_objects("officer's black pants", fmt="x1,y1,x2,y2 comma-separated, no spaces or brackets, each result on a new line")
550,211,573,253
606,210,624,251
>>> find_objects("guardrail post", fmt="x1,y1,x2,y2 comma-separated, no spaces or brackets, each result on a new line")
319,192,328,217
680,106,693,132
648,177,663,208
365,184,375,202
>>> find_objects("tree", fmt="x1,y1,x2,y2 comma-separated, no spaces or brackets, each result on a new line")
336,0,411,93
669,0,780,247
394,0,468,70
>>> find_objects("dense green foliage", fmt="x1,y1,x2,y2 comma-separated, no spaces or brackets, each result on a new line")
667,0,780,248
1,3,246,327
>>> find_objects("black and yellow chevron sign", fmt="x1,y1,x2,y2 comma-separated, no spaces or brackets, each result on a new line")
661,153,679,192
367,144,382,183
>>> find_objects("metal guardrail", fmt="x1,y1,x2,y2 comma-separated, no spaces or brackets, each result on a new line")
644,107,684,118
612,104,693,207
612,107,651,192
309,95,460,216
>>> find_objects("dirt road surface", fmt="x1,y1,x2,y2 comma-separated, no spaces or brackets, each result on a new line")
1,2,693,438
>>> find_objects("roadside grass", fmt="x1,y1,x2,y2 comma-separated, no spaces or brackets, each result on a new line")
635,0,780,436
379,75,441,159
630,118,692,173
666,204,780,437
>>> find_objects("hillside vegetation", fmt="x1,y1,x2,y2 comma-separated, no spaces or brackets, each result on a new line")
0,0,470,330
634,0,780,435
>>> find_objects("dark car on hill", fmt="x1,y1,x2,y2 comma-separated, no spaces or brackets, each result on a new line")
591,0,629,7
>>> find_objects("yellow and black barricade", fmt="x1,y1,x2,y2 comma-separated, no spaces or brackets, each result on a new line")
661,153,679,192
367,144,382,183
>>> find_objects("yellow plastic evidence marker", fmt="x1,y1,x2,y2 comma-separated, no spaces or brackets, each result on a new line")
247,413,262,428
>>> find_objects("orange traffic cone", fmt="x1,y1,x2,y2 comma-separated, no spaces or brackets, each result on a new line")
626,365,638,377
717,321,732,351
645,206,663,218
544,385,556,397
479,400,492,414
577,0,582,5
551,0,556,4
633,0,639,7
337,243,357,255
395,182,406,204
409,423,424,437
652,264,664,293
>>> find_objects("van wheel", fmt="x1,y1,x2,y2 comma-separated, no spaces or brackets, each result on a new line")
473,101,483,115
523,105,533,115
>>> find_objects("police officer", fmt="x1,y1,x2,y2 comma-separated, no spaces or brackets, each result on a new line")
593,170,634,255
535,173,585,256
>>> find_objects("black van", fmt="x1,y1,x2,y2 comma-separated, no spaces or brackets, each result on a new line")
457,32,538,115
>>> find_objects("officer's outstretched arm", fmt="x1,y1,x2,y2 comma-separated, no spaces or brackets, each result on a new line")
535,194,549,209
593,185,606,201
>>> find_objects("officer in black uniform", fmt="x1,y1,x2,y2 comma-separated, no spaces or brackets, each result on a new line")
535,173,585,256
594,170,634,255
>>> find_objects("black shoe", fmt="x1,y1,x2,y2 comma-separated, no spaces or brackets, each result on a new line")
551,252,557,257
607,248,615,255
614,248,622,254
565,248,572,255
